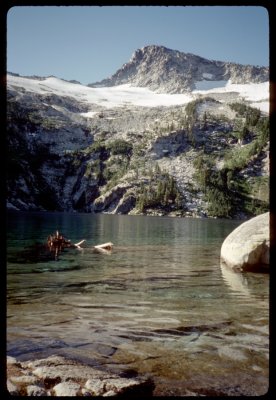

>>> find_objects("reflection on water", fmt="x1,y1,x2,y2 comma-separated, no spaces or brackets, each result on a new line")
220,263,251,298
6,212,269,396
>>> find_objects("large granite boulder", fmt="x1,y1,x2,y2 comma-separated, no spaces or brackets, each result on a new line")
220,212,269,272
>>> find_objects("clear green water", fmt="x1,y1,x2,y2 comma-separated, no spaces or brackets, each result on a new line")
6,211,269,395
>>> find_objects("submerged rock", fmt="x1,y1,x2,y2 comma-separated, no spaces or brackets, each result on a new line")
6,355,155,396
53,382,81,396
220,212,269,272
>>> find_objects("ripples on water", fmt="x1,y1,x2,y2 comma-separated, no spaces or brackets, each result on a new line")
6,211,269,396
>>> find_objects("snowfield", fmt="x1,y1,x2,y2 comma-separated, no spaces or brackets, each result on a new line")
8,75,194,109
193,80,269,113
8,74,269,113
202,72,214,80
194,79,228,90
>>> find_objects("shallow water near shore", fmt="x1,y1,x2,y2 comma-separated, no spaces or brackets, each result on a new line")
6,211,269,396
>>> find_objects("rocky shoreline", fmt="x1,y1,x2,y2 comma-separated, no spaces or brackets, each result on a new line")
6,355,154,397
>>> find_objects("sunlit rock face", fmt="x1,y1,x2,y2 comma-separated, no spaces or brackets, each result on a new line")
220,212,269,272
88,45,269,93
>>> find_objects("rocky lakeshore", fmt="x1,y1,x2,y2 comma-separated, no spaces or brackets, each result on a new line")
6,355,154,397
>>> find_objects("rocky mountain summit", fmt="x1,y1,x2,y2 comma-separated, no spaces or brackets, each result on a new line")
7,46,269,218
89,45,269,93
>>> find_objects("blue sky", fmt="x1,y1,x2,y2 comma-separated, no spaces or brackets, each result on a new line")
7,6,269,85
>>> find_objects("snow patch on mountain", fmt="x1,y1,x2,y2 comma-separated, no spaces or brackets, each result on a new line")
80,111,99,118
193,81,269,113
194,80,228,90
202,73,214,79
194,80,268,101
8,75,194,109
7,74,269,113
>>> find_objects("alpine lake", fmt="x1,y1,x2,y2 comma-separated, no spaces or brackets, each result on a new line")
6,211,269,396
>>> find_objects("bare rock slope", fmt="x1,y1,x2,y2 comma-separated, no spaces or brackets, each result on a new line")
89,45,269,93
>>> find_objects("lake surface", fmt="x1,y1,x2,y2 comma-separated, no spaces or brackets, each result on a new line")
6,211,269,396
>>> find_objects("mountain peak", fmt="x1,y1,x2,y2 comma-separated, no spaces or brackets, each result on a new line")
88,45,268,94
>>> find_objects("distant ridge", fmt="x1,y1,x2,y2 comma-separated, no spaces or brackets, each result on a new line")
7,71,81,85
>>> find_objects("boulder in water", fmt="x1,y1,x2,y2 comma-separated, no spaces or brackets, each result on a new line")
220,212,269,272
